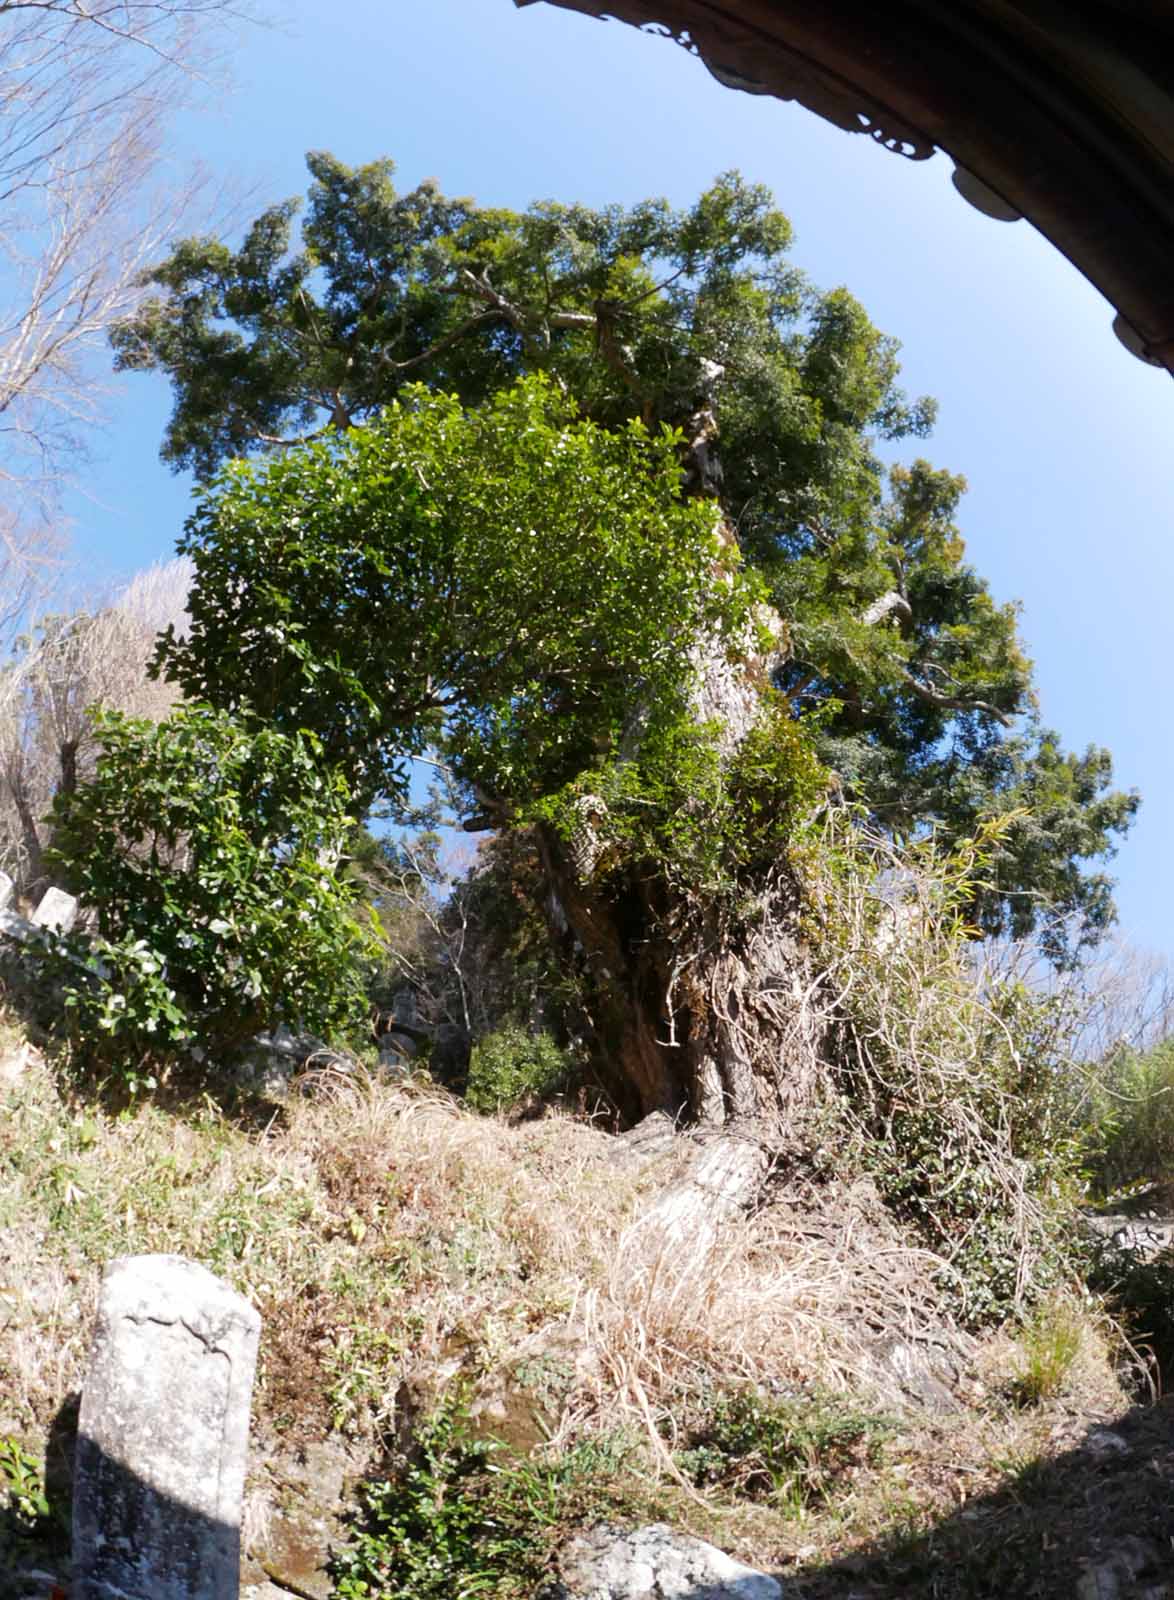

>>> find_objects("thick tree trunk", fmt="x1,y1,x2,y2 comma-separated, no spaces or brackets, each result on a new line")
609,1108,774,1257
538,589,828,1153
541,830,822,1132
539,835,830,1257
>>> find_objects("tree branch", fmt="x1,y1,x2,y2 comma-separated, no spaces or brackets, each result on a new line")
250,422,335,449
376,308,502,374
861,589,913,628
901,673,1012,725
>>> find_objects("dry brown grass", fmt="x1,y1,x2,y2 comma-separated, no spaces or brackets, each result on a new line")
0,1012,1147,1600
1,1026,963,1450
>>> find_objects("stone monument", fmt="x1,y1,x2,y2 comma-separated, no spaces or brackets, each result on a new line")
72,1254,261,1600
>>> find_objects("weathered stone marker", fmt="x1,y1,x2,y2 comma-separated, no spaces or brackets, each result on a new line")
32,885,78,934
73,1254,261,1600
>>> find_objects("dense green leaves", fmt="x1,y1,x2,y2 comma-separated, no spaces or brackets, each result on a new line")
113,157,821,480
46,705,376,1062
968,726,1140,961
159,377,741,816
117,153,1137,949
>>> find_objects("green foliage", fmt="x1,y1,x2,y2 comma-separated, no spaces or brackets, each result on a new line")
676,1386,888,1513
809,811,1086,1322
879,718,1138,967
331,1388,636,1599
0,1435,66,1577
1011,1297,1084,1406
325,1324,408,1439
464,1025,571,1115
777,459,1024,736
1082,1039,1174,1196
332,1393,524,1600
533,717,728,897
727,696,830,873
159,375,741,814
1085,1248,1174,1390
0,1438,51,1531
44,704,377,1067
113,157,835,483
118,151,1135,950
780,456,1138,963
534,692,826,901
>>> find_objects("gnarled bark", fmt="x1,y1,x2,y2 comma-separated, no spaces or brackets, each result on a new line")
538,586,829,1156
542,831,824,1129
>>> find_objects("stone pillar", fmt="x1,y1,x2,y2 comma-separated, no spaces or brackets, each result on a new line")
72,1254,261,1600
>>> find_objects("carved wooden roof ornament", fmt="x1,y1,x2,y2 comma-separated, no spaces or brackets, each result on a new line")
516,1,1174,375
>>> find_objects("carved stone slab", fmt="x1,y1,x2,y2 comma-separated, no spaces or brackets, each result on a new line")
72,1254,262,1600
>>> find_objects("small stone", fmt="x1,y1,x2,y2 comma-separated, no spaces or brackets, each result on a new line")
1076,1539,1163,1600
1085,1427,1130,1457
0,906,34,942
558,1522,783,1599
1078,1562,1122,1600
871,1336,960,1413
31,887,78,934
0,871,14,910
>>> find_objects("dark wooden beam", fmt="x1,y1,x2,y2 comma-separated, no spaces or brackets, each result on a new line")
518,0,1174,373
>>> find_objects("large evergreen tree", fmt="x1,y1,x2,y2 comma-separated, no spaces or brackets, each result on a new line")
113,153,1137,1125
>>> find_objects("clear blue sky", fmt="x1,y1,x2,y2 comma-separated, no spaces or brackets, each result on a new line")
67,0,1174,957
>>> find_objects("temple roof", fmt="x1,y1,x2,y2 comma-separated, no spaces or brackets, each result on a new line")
517,1,1174,374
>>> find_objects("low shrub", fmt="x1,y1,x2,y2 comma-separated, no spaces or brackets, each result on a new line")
0,1435,67,1574
464,1024,571,1115
1012,1296,1084,1405
807,810,1088,1323
331,1388,636,1599
42,704,378,1074
1082,1040,1174,1196
332,1390,520,1600
0,1437,52,1532
675,1386,889,1513
1085,1246,1174,1392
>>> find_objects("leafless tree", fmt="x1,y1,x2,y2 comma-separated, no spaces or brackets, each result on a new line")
0,1,249,507
362,825,484,1044
1068,935,1174,1060
0,553,192,894
0,1,249,882
0,4,243,208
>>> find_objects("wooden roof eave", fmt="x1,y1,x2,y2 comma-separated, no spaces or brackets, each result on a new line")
517,0,1174,375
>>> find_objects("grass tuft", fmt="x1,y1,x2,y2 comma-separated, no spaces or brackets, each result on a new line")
1012,1297,1085,1406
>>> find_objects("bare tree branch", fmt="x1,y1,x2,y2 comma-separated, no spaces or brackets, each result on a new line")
858,590,1011,724
452,266,650,398
375,307,502,376
0,0,251,513
0,555,193,892
901,672,1012,726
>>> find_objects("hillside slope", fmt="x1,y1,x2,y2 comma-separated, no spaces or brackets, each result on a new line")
2,1021,1170,1599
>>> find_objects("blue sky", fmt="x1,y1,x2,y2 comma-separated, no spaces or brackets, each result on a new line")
66,0,1174,956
